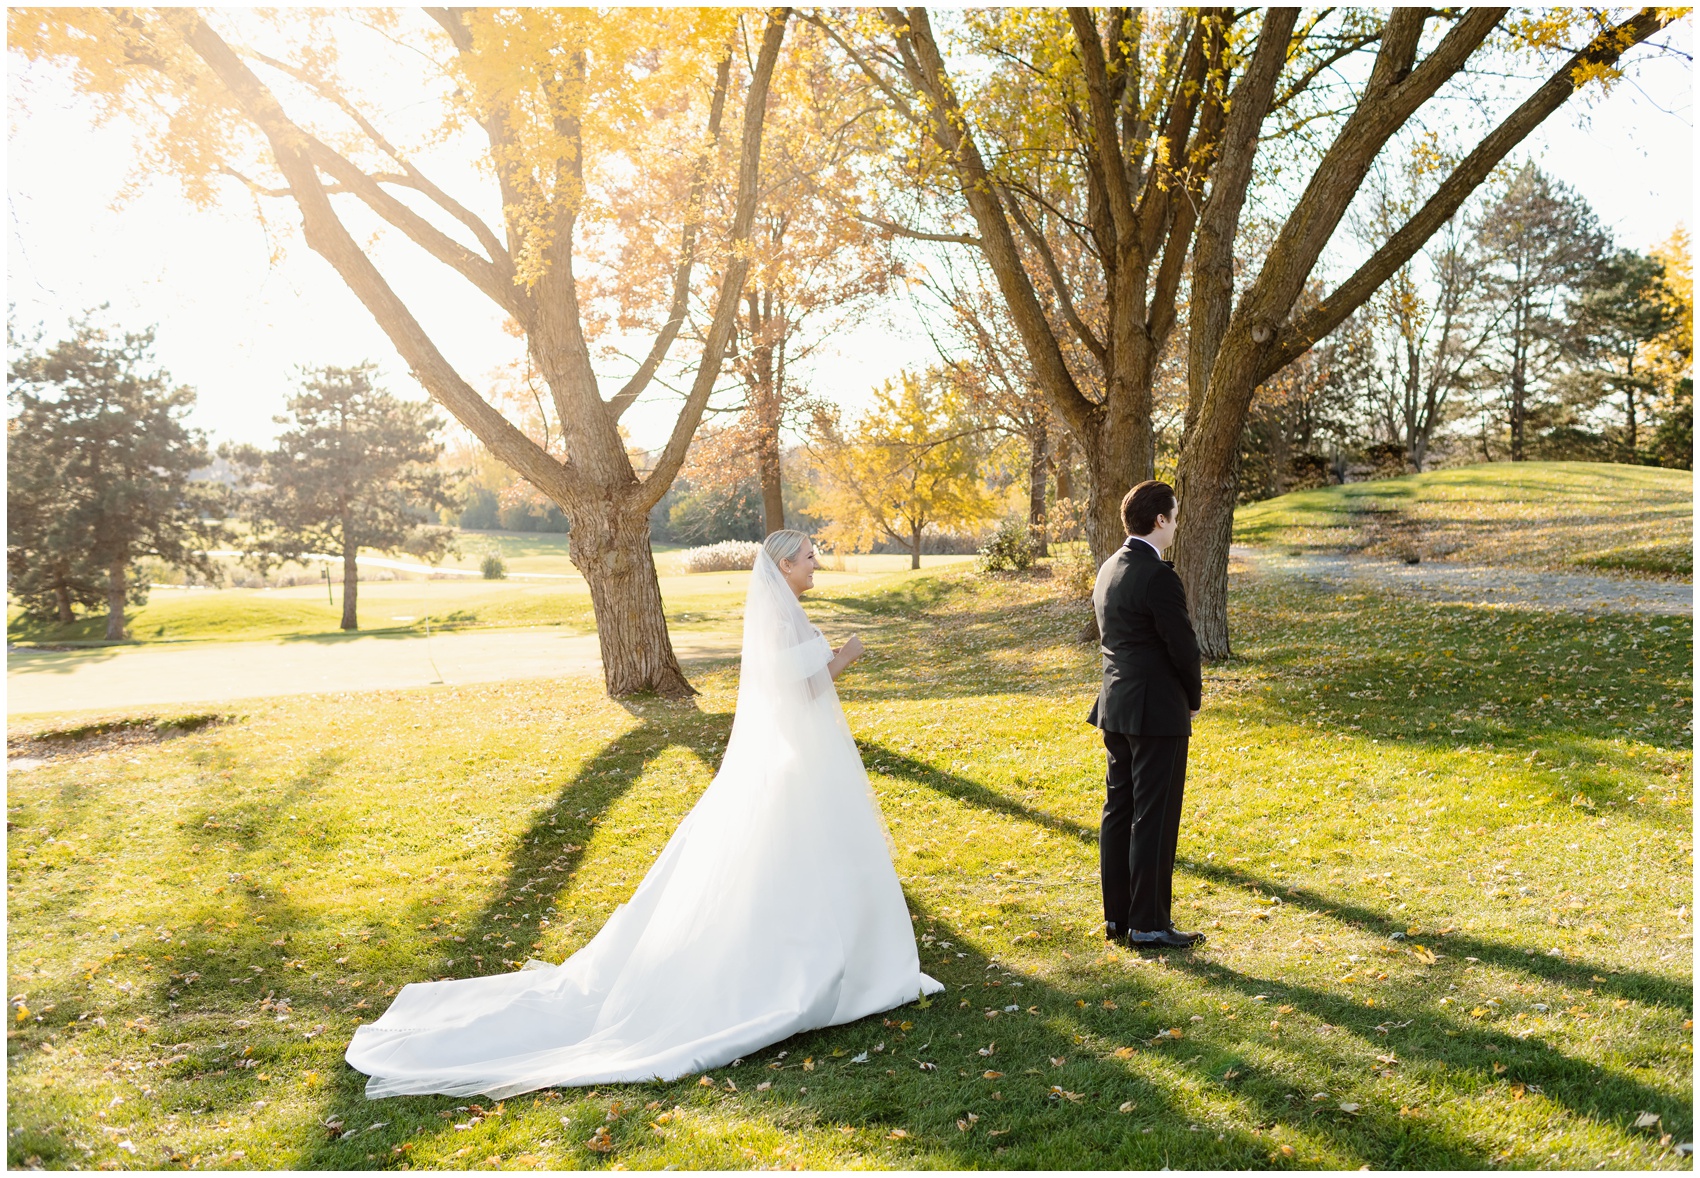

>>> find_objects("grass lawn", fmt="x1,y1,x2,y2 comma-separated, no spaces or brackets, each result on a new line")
7,541,974,649
6,566,1691,1170
1234,462,1693,577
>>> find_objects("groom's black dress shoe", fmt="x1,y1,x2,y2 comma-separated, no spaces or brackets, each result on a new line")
1125,927,1205,949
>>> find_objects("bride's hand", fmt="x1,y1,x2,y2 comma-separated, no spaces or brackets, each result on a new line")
836,634,865,664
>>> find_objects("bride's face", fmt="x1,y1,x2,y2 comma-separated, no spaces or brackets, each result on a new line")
779,541,818,598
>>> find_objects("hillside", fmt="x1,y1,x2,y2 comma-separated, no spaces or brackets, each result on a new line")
1233,462,1692,577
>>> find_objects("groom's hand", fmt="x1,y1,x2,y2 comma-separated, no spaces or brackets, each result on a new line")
1190,708,1200,718
837,634,865,664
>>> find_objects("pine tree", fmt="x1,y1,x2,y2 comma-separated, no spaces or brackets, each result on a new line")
229,364,460,631
7,315,224,639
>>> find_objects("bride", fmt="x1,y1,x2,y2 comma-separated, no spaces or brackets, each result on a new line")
346,530,942,1098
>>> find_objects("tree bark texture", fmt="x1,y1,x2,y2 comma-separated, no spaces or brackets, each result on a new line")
1027,418,1048,556
341,526,360,631
571,506,691,697
55,584,74,625
748,307,786,535
105,561,127,642
758,425,785,537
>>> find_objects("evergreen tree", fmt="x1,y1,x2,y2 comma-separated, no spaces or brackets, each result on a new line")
1474,165,1608,461
7,315,224,639
229,364,460,631
1568,249,1682,458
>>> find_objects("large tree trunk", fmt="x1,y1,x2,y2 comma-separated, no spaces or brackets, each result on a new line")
1027,419,1049,556
1174,334,1264,661
105,561,127,642
55,583,74,625
341,527,359,631
909,523,922,571
1082,404,1150,563
571,505,693,698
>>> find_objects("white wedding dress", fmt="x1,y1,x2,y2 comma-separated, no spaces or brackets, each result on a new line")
346,549,941,1098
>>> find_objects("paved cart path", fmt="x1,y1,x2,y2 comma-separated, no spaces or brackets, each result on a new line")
7,627,742,716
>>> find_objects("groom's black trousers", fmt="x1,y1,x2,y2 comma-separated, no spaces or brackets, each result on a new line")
1100,731,1188,934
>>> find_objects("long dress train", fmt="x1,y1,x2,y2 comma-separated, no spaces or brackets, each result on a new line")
345,550,941,1098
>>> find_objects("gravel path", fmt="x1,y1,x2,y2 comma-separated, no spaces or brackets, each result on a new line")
1235,545,1692,617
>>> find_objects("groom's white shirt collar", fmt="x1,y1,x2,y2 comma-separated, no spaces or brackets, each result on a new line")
1127,534,1163,557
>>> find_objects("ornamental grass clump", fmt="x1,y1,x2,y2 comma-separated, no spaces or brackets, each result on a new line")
678,541,762,574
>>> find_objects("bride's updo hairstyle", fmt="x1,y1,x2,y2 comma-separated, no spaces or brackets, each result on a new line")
762,529,811,568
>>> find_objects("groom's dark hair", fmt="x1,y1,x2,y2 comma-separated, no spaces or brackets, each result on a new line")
1122,480,1176,536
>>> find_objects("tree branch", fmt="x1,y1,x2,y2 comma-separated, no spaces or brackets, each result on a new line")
805,11,921,126
1187,7,1300,430
1004,190,1107,362
1267,6,1678,381
884,7,1098,435
303,138,515,311
166,10,577,511
606,46,734,422
851,208,981,245
1069,8,1135,248
640,8,791,512
240,44,511,270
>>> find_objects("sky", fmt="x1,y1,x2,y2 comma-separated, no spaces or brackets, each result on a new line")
6,15,1694,456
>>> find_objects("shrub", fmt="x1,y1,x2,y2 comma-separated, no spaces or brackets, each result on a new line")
1363,442,1409,480
1286,452,1331,491
677,540,761,574
480,551,507,580
977,519,1035,573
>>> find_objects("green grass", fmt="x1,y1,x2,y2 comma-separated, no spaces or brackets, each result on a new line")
1234,462,1693,577
6,567,1691,1169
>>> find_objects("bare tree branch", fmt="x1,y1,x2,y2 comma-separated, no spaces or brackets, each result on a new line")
606,46,734,422
1004,190,1107,361
240,44,511,269
640,9,791,512
1269,6,1679,381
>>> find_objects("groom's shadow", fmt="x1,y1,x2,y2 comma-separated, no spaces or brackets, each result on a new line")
304,700,736,1167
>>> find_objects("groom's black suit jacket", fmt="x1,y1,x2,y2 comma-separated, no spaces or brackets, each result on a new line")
1087,537,1203,737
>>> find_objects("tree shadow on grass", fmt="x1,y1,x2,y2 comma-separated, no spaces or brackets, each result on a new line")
857,741,1096,846
520,897,1506,1170
1187,861,1693,1014
287,700,737,1168
3,704,734,1169
1166,950,1693,1148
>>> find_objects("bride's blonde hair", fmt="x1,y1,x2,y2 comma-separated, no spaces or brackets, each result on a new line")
762,529,811,567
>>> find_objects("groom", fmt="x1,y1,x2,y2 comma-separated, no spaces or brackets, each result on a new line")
1087,480,1204,949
